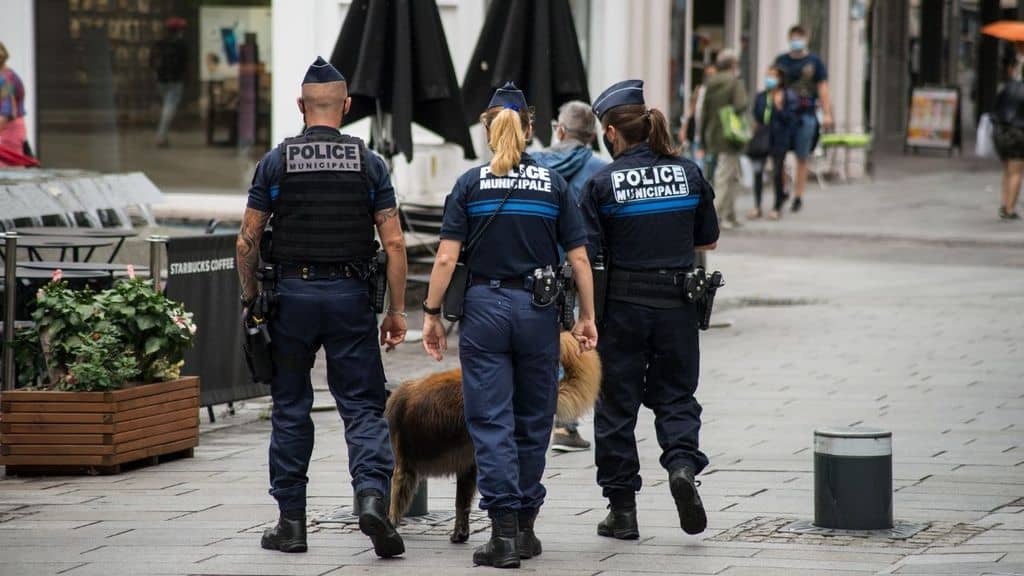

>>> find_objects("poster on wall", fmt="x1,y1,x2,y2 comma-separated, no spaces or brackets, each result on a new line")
905,87,960,150
199,6,272,81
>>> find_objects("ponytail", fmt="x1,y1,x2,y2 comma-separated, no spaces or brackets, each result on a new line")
646,108,678,157
602,104,679,157
482,106,531,176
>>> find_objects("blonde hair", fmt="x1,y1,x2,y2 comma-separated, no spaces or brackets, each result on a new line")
481,106,531,176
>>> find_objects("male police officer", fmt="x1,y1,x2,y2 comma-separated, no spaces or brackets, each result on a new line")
581,80,719,539
236,57,408,557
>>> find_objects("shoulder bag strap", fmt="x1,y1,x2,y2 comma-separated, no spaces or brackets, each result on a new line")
462,184,514,258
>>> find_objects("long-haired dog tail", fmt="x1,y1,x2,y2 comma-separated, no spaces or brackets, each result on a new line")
555,331,602,423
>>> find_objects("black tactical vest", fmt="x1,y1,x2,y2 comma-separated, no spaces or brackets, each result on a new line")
267,133,376,264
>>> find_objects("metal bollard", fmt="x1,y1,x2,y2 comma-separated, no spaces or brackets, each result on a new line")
3,233,18,391
406,480,428,517
814,427,893,530
147,235,169,292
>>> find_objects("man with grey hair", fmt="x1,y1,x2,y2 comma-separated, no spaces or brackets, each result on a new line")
700,48,748,229
533,99,607,452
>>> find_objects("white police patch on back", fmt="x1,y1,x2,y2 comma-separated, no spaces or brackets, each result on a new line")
286,142,361,173
610,165,689,203
477,164,553,192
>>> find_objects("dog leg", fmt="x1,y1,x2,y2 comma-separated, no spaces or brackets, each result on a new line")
451,464,477,543
389,465,418,526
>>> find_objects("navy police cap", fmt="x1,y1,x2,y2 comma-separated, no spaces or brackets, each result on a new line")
303,56,345,84
592,79,645,119
487,81,529,112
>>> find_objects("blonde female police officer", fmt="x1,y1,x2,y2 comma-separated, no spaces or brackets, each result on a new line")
581,80,719,540
421,82,598,569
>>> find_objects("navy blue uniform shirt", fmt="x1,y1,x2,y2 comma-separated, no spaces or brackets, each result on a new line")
247,126,396,213
440,152,586,280
580,143,719,270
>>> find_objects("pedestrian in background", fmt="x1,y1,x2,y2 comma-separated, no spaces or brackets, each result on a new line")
774,25,832,213
582,79,718,542
151,17,188,147
747,65,797,221
994,63,1024,220
679,65,717,173
0,41,28,161
533,100,607,453
700,49,748,229
421,82,597,568
236,57,409,558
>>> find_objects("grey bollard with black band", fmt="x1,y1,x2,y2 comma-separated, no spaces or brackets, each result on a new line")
814,427,893,530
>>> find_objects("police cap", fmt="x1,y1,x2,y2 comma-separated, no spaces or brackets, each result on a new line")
592,79,645,119
303,56,345,85
487,81,528,111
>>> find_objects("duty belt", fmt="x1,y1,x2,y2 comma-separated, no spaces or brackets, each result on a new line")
470,276,531,290
609,267,691,303
277,262,364,280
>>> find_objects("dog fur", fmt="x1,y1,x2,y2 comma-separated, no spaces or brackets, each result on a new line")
385,331,601,542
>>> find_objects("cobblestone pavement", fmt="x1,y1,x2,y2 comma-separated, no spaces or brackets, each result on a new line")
2,166,1023,575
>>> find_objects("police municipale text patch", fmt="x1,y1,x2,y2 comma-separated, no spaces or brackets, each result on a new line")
286,142,361,172
610,165,690,203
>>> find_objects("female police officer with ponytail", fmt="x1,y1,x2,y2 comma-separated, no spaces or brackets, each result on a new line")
421,82,597,569
581,80,719,540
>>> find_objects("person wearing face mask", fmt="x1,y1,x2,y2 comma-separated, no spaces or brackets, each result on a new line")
236,57,409,558
532,100,608,453
774,25,832,213
581,80,719,541
747,66,798,221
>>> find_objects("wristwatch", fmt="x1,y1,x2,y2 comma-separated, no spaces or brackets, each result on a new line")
422,300,441,316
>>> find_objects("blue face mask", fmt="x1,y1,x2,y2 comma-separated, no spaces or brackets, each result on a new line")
765,77,779,90
790,39,807,52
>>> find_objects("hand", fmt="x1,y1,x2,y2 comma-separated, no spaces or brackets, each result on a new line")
571,318,598,354
379,314,407,352
422,314,448,361
821,112,834,131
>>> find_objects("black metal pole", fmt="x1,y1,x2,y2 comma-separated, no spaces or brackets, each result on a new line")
3,233,18,390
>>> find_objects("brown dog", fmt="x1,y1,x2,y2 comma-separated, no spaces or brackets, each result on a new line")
385,331,601,542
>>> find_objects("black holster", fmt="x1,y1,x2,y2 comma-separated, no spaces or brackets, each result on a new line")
682,267,725,331
368,248,388,314
243,266,277,385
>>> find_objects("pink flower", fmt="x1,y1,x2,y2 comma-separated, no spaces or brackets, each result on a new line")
126,264,136,279
51,269,63,282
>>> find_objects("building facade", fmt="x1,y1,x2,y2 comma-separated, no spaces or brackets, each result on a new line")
4,0,1013,201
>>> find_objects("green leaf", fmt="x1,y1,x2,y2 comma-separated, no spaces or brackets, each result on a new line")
144,336,163,356
136,315,157,330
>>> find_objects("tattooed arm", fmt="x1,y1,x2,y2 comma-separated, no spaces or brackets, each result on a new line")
236,208,271,302
375,206,408,349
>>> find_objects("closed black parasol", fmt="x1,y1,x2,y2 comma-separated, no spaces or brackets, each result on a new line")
462,0,590,146
330,0,475,161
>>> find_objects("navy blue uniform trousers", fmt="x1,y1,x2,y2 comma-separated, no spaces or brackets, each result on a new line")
268,278,393,512
460,285,560,515
594,299,709,499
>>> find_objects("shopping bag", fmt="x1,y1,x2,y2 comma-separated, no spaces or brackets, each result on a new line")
976,114,997,159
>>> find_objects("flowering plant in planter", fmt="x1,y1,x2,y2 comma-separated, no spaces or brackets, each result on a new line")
28,275,196,392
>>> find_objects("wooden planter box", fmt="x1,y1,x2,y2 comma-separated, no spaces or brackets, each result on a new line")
0,377,199,474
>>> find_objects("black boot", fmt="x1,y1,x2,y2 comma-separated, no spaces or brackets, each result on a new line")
357,490,405,558
669,467,707,535
473,511,520,568
261,512,307,553
597,502,640,540
517,509,542,559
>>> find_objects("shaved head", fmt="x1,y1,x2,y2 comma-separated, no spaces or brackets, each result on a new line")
298,80,350,127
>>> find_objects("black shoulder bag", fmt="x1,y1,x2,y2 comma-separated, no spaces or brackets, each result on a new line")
442,186,514,322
